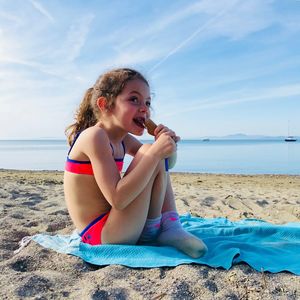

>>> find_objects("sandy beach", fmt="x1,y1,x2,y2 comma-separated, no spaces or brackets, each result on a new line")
0,169,299,299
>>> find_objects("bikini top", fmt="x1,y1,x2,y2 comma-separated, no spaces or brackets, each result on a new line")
65,133,125,175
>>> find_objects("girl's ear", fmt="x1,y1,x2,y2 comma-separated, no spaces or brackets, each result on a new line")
97,97,107,111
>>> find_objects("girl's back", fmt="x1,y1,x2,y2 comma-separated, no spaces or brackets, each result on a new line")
64,127,112,232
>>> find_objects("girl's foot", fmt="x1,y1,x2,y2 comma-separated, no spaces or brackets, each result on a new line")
157,211,207,258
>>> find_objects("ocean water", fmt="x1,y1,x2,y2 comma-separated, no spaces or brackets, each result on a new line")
0,139,299,175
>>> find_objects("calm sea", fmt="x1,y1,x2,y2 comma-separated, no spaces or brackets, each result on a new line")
0,139,299,175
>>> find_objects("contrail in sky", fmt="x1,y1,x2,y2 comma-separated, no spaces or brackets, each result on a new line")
29,0,55,23
148,0,239,73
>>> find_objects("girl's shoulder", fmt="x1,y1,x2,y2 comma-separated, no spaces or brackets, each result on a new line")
78,126,110,149
81,126,108,140
67,127,110,161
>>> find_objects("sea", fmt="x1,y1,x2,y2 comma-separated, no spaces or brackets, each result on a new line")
0,139,299,175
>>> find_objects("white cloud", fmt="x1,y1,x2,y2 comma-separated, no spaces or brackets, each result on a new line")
63,14,95,62
0,11,21,23
207,1,275,40
0,1,299,139
0,55,82,82
112,0,280,73
149,0,240,73
159,82,300,118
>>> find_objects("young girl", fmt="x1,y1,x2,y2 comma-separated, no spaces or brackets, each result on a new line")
64,68,207,258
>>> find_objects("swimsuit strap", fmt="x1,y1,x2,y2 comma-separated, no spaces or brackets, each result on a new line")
68,132,81,155
109,143,114,155
69,134,126,160
109,141,126,158
122,140,126,154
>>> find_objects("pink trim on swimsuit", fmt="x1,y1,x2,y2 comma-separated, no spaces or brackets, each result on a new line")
65,159,94,175
80,212,110,245
115,159,124,173
65,158,124,174
65,133,125,175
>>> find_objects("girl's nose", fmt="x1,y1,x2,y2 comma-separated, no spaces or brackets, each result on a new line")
139,103,148,112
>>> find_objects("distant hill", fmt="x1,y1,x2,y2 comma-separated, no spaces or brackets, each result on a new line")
199,134,299,140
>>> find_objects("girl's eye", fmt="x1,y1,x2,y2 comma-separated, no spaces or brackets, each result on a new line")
129,96,151,108
130,96,139,104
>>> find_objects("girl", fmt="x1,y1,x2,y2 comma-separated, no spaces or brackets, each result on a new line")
64,68,207,258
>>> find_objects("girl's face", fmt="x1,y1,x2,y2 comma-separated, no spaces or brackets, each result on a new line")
112,79,151,136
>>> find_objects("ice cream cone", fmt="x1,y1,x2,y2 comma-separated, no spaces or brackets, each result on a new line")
145,119,157,136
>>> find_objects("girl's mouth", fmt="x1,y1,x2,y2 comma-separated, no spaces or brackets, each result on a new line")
133,117,146,129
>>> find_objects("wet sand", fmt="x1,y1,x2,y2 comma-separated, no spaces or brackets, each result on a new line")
0,169,299,299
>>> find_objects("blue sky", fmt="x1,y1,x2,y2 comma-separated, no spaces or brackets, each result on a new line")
0,0,299,139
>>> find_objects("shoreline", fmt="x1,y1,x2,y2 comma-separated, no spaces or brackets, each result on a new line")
0,169,299,298
1,167,300,176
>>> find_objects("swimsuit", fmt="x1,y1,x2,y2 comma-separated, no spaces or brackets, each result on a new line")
65,133,125,175
65,132,125,245
80,212,110,245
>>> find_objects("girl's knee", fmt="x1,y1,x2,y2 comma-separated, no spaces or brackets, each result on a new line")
131,143,153,163
140,144,166,174
141,145,166,175
125,144,152,174
125,143,167,176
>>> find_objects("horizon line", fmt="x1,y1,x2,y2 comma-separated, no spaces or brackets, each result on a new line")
0,134,298,141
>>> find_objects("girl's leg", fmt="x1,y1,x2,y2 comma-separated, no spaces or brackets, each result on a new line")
161,174,176,212
136,168,167,244
101,144,166,245
157,173,208,258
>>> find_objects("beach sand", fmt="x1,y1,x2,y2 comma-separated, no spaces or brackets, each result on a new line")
0,169,299,299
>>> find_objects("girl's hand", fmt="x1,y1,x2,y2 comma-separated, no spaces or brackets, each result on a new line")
150,133,176,159
153,124,180,143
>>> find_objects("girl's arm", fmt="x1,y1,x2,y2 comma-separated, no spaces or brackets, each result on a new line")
123,134,142,157
123,128,178,170
84,128,175,210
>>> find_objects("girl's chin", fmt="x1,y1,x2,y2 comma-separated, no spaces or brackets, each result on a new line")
130,123,145,135
131,127,144,136
135,130,144,136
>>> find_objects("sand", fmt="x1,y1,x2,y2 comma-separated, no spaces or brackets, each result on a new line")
0,169,299,299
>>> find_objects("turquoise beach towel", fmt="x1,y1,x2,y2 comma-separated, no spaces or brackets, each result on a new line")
31,215,300,275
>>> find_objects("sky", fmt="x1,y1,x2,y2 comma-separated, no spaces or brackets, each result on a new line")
0,0,299,139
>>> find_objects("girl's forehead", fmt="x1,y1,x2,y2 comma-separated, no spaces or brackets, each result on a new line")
122,79,150,96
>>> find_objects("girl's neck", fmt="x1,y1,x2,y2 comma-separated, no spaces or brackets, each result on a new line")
96,121,127,143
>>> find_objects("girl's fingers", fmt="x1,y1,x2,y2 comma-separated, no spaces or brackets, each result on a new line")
154,124,180,143
153,124,165,136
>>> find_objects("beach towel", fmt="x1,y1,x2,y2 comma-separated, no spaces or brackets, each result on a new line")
28,215,300,275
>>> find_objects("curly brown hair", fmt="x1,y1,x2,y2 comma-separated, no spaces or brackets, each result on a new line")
65,68,149,145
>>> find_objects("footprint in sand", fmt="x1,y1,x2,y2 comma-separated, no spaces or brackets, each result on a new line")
10,257,36,272
46,221,68,232
24,221,39,227
10,189,20,199
202,196,216,207
224,195,250,211
16,275,52,298
0,190,11,198
10,213,25,219
179,198,189,207
199,268,209,279
49,209,69,216
172,281,193,299
256,199,269,207
21,195,43,206
204,279,219,293
91,288,128,300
